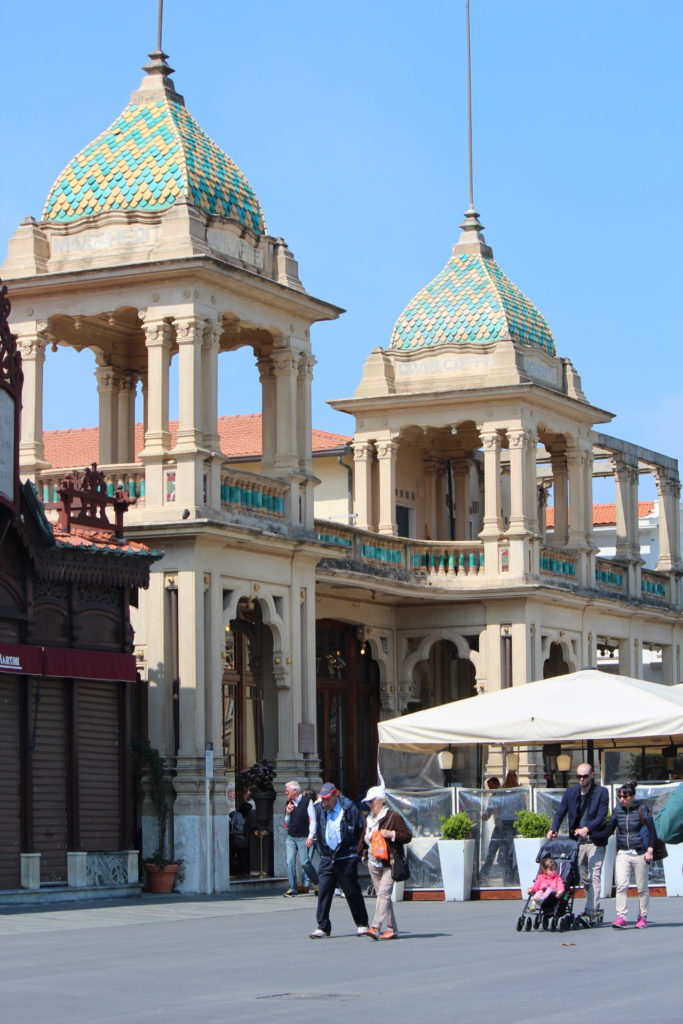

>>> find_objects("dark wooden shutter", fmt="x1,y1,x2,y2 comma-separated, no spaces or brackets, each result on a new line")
32,680,68,882
77,681,121,849
0,674,22,889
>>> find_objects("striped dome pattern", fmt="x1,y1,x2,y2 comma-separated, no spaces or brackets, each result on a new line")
390,253,555,355
43,98,265,234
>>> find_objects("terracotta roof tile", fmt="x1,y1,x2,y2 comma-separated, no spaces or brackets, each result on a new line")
52,524,152,556
43,415,351,468
546,501,655,528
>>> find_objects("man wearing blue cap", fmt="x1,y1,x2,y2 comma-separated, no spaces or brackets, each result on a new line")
309,782,369,939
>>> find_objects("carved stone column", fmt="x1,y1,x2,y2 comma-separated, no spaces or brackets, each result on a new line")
139,316,173,507
423,457,441,540
17,328,50,479
612,456,640,560
550,452,568,547
352,441,374,531
258,355,276,474
566,445,586,549
95,361,118,465
376,438,398,535
201,321,221,454
117,370,137,465
297,353,316,528
174,316,206,453
452,458,469,540
479,428,503,538
507,429,532,536
270,346,299,475
655,470,682,572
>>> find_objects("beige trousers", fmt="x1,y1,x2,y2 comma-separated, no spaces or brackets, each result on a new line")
368,861,397,933
576,841,605,917
614,850,649,920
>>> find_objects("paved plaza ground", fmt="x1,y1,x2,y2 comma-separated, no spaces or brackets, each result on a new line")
1,889,681,1023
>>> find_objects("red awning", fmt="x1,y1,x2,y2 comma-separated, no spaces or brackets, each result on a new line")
0,642,137,682
43,647,137,682
0,642,43,675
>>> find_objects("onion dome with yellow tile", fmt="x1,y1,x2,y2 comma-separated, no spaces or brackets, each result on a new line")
42,51,265,235
390,208,555,355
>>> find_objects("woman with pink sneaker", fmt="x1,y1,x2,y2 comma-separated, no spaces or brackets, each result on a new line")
604,782,655,929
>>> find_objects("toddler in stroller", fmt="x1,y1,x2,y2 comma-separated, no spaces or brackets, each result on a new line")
516,838,580,932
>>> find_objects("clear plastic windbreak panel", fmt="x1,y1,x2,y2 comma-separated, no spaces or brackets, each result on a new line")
636,783,680,886
386,789,454,889
536,790,569,835
458,787,531,888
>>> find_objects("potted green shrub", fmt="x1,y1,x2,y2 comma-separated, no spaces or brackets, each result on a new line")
438,812,475,901
513,809,551,895
134,738,180,893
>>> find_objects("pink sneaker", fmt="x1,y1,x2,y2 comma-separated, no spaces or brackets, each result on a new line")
635,916,647,929
611,915,627,929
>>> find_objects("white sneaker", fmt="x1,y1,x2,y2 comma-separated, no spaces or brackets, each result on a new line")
309,928,330,939
357,926,369,935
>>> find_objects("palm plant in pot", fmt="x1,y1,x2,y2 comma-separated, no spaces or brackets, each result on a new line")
513,809,551,895
438,812,475,901
134,738,181,893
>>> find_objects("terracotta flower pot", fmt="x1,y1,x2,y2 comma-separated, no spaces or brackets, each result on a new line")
144,862,179,893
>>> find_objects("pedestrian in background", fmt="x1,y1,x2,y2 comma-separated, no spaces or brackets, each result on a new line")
283,780,318,897
547,762,609,925
605,782,655,929
358,786,412,940
309,782,369,939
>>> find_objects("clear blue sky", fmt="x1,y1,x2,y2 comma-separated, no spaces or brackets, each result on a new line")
1,1,681,501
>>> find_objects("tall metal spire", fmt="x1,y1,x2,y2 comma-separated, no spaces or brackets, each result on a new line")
132,0,185,106
455,1,490,255
157,0,164,52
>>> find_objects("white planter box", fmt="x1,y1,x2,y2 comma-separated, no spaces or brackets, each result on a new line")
438,839,475,901
513,837,544,896
600,835,616,899
663,843,683,897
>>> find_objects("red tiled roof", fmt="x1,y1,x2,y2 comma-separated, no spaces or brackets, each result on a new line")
43,414,351,468
546,501,655,528
52,525,152,555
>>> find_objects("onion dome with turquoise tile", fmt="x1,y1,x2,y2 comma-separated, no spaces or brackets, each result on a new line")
390,208,555,355
42,51,265,235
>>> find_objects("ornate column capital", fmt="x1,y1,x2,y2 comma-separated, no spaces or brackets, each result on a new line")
610,454,639,485
298,352,316,378
202,320,222,350
479,427,501,448
174,316,206,344
655,470,681,499
270,348,299,375
140,315,174,347
376,438,399,461
17,332,49,360
352,440,375,461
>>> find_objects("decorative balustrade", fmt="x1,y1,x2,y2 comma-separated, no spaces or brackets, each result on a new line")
409,541,484,577
539,546,578,579
595,558,627,593
641,569,669,602
220,468,288,519
315,522,484,582
38,463,146,506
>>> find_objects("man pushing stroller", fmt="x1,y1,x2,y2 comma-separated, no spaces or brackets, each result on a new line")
547,762,609,926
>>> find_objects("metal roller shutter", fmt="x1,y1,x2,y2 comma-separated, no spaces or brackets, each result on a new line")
77,681,121,849
0,675,22,889
32,680,68,882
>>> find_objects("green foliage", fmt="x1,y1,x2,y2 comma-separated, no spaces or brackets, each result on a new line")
514,809,551,838
133,737,176,867
440,812,474,840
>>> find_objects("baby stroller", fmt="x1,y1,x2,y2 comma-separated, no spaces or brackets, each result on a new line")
515,838,581,933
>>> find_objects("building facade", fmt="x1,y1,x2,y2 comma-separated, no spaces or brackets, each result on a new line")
3,49,681,891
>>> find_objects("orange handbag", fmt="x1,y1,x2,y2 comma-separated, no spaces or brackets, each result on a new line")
371,830,389,860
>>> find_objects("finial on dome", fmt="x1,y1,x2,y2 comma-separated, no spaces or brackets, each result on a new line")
130,0,184,106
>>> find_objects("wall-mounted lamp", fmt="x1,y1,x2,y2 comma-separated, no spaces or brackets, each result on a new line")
662,744,677,774
506,752,519,771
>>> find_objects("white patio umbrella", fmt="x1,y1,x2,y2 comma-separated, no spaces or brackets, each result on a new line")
378,669,683,751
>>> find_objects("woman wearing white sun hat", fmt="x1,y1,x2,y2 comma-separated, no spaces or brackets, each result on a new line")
358,786,412,940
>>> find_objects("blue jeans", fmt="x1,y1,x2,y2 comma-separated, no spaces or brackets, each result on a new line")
286,834,319,890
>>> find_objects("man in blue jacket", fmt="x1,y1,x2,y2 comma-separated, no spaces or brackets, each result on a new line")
548,762,609,925
309,782,369,939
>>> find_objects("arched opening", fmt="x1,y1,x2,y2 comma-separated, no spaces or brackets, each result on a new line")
543,641,570,678
222,598,276,780
315,620,380,799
